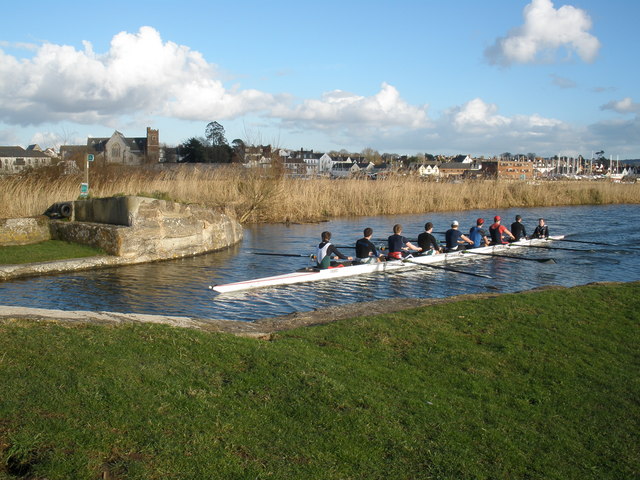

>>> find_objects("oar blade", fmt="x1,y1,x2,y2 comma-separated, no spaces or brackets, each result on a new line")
463,250,555,263
404,259,492,279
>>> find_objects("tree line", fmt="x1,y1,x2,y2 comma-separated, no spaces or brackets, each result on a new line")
178,122,245,163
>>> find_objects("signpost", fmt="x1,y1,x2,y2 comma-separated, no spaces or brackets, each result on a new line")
81,154,95,198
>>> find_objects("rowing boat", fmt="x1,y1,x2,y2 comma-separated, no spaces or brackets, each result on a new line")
210,235,563,293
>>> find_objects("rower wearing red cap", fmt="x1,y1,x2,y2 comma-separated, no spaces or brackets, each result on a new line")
469,218,490,248
489,215,516,245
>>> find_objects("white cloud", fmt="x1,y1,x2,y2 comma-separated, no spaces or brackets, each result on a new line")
271,82,430,132
485,0,600,66
448,98,511,132
302,96,570,156
600,97,640,114
0,26,276,126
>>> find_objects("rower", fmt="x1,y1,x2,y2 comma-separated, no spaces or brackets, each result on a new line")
445,220,473,251
417,222,443,254
489,215,515,245
355,228,385,264
316,231,352,269
468,218,490,248
388,224,421,259
510,215,527,241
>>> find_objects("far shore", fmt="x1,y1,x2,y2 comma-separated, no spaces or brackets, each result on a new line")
1,166,639,224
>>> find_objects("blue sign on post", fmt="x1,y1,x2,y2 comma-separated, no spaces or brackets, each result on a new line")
87,154,94,162
80,183,89,197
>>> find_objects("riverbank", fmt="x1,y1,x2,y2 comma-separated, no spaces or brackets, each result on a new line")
2,166,639,223
1,282,638,479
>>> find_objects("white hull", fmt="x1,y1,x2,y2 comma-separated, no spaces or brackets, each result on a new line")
210,236,563,293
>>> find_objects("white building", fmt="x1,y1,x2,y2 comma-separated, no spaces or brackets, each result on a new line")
0,146,54,174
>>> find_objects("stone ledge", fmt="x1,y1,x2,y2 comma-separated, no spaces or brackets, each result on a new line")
3,283,615,338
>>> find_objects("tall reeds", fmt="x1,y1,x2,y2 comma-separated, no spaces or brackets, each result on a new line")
2,165,639,223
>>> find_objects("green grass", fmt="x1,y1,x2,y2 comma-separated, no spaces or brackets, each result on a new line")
0,240,104,265
0,283,638,479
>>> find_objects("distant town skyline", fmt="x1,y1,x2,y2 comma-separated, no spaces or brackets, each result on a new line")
1,0,638,159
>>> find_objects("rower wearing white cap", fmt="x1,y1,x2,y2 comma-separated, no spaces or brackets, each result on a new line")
445,220,473,252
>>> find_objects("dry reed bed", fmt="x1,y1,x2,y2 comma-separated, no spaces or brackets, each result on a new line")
2,166,639,223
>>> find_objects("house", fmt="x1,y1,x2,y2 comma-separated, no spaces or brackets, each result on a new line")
438,162,471,178
27,144,57,157
450,154,474,164
356,162,375,172
481,159,533,180
331,161,359,178
282,156,307,176
60,127,160,166
290,149,330,175
0,146,54,175
415,163,440,177
244,145,273,168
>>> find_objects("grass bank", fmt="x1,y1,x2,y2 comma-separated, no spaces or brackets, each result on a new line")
2,165,639,223
0,240,105,265
1,282,638,479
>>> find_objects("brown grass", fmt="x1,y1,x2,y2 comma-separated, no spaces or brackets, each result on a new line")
3,165,639,223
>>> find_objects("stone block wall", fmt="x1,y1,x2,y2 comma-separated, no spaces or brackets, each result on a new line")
0,216,51,246
52,196,243,259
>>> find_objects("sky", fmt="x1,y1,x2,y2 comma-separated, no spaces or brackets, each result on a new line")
1,0,639,158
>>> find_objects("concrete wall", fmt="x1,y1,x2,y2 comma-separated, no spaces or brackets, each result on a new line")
52,196,243,259
73,196,136,226
0,216,51,246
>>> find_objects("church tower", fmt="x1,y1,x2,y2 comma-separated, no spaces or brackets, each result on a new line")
146,127,160,163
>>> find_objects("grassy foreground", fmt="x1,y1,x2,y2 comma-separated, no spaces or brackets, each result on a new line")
1,283,638,479
0,240,105,265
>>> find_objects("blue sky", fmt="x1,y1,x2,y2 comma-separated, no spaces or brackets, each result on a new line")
1,0,639,158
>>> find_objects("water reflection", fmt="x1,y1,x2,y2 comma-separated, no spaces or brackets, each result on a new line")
1,204,639,322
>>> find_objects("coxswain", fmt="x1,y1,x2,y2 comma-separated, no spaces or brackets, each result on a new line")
387,224,421,259
489,216,516,245
316,231,353,269
531,218,549,239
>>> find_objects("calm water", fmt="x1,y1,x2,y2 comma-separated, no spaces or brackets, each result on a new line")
1,204,638,323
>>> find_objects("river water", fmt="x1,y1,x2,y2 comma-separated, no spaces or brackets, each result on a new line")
1,204,638,323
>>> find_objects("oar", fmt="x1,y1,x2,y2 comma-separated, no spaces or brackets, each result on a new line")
403,259,492,279
463,250,556,263
372,238,419,243
517,244,595,253
252,252,315,258
335,245,388,251
559,238,619,247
